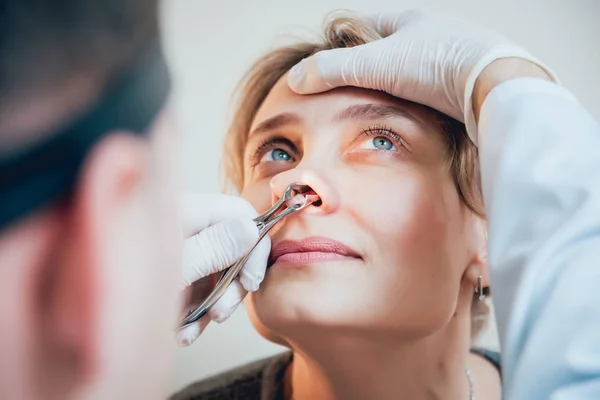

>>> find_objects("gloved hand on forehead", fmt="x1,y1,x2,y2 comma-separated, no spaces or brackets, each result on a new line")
176,193,270,347
287,9,558,142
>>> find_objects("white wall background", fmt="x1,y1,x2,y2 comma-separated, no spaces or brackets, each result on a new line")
160,0,600,393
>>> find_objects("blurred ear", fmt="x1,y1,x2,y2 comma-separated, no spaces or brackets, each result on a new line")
36,132,150,398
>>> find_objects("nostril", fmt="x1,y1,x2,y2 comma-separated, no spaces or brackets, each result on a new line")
302,188,322,207
285,192,321,208
312,196,323,207
286,183,323,208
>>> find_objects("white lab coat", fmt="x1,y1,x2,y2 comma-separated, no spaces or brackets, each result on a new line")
479,78,600,399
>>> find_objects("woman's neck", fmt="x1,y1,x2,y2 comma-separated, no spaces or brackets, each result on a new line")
284,314,473,400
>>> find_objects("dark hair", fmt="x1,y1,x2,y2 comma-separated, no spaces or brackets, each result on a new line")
0,0,159,141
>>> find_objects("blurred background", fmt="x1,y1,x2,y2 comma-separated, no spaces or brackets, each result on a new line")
160,0,600,393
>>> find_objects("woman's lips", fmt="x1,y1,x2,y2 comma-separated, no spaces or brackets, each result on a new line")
269,237,361,267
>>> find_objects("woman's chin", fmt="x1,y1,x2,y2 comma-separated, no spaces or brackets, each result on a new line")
249,282,363,336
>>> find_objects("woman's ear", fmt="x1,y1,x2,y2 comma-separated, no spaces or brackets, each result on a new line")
466,218,490,290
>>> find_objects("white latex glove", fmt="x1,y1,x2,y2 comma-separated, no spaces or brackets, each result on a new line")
287,9,558,143
176,193,270,346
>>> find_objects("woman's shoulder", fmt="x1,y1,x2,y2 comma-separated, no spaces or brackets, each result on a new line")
170,352,292,400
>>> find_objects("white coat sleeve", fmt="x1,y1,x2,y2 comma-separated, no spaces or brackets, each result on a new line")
478,77,600,400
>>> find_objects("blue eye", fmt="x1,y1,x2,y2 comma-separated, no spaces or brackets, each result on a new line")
271,149,291,161
260,148,292,163
357,126,403,153
372,137,394,150
358,135,397,152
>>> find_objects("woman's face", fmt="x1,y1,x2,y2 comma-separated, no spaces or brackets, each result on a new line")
241,74,484,339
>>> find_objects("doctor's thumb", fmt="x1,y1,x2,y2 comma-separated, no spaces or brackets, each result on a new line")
288,46,363,94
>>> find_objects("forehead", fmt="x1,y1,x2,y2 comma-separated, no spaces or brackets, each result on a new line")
251,73,440,132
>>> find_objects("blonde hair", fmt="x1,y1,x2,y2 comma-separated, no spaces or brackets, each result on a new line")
221,15,489,338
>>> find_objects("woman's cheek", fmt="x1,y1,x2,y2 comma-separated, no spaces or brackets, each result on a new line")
355,178,426,228
241,181,272,213
352,174,448,261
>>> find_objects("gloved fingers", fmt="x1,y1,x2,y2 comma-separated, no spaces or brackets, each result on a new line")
207,279,247,324
176,315,210,347
287,9,421,95
363,9,420,37
175,279,244,345
288,46,368,94
237,232,271,292
180,193,258,238
181,218,258,287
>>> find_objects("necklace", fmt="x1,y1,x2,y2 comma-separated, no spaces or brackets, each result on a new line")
466,366,475,400
290,367,475,400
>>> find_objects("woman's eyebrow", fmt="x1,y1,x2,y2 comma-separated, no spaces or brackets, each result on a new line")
249,113,302,137
333,104,423,126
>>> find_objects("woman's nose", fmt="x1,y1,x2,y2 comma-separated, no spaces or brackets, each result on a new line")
270,169,340,215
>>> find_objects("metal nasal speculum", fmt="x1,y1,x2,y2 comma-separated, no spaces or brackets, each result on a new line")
180,183,320,329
